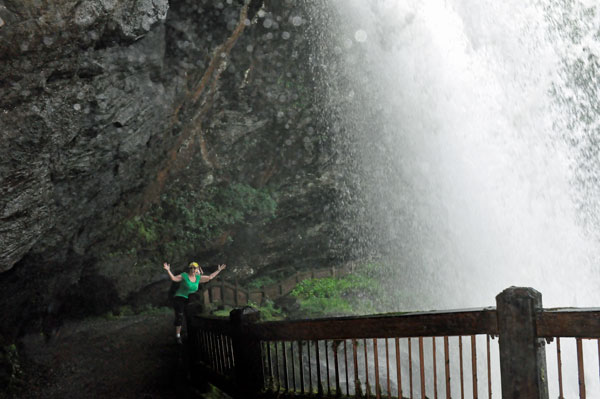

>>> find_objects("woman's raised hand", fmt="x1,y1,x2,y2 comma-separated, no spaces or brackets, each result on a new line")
163,262,170,271
217,264,226,271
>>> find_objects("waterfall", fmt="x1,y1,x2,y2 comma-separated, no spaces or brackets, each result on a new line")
310,0,600,310
304,1,600,396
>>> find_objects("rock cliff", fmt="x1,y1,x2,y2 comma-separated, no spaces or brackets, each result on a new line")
0,0,359,338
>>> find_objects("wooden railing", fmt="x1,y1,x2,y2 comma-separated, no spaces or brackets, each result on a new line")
198,265,351,307
186,287,600,399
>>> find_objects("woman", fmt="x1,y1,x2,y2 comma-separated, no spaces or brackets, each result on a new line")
163,261,226,344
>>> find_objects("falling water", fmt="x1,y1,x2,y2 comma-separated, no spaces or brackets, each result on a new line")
303,1,600,396
310,0,600,310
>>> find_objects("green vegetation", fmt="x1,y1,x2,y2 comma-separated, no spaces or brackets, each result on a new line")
106,182,277,270
289,263,386,318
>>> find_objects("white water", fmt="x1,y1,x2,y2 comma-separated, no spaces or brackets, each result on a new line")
319,0,600,309
312,2,600,396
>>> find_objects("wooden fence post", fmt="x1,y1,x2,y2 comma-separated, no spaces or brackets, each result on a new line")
230,307,264,398
496,287,549,399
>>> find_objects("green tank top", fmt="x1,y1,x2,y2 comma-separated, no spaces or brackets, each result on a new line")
174,272,201,299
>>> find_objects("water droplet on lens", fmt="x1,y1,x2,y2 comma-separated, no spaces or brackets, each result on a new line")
354,30,367,43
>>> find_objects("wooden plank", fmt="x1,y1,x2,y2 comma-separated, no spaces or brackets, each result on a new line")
444,336,451,399
385,338,391,399
557,338,564,399
419,337,425,399
486,335,492,399
471,335,478,399
353,339,359,396
433,337,438,399
459,336,464,399
374,339,381,399
365,339,370,398
395,338,402,399
536,309,600,338
298,340,304,394
248,308,498,341
577,338,586,399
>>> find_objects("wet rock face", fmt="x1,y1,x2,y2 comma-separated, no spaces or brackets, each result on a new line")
0,0,354,337
0,0,171,271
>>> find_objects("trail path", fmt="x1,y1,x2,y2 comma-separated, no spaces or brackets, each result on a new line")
15,312,208,399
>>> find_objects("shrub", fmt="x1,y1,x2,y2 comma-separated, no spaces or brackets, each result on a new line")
290,272,381,317
106,182,277,268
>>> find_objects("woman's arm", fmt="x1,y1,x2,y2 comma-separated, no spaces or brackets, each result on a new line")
163,262,182,282
200,264,226,283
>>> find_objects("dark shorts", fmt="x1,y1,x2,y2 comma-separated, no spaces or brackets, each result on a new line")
173,296,189,326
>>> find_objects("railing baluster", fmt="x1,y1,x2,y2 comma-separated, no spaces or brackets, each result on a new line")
299,340,305,394
419,337,426,399
262,342,268,390
433,337,438,399
326,340,331,396
217,334,224,373
460,336,465,399
199,331,206,363
334,341,341,396
598,339,600,388
486,335,492,399
220,335,228,373
396,337,402,399
208,332,215,370
208,332,214,368
204,332,209,366
275,341,280,392
386,338,391,399
409,338,413,399
444,336,451,399
217,334,223,373
471,335,478,399
291,341,296,392
207,331,213,367
227,335,234,370
213,333,220,373
226,335,233,371
557,337,564,399
282,341,289,392
223,335,230,372
345,339,350,396
316,340,323,396
374,338,381,399
577,338,586,399
353,339,360,396
267,341,273,391
308,340,313,394
365,338,371,398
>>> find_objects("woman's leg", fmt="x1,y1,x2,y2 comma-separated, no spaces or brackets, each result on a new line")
173,297,185,343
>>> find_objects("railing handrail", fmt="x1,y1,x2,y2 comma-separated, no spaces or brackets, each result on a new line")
192,306,600,340
536,308,600,338
246,307,498,340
